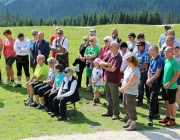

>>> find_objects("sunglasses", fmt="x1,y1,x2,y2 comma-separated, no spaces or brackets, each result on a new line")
90,40,93,42
57,32,63,34
84,39,88,41
32,34,37,35
104,40,108,42
136,45,142,47
128,36,132,38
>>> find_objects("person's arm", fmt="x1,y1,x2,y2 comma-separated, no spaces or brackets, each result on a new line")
61,80,77,97
139,53,150,70
14,40,21,53
164,72,179,89
29,75,36,82
43,42,50,58
120,74,139,91
32,75,44,83
61,39,68,53
0,38,3,55
57,81,64,96
21,39,30,52
139,64,148,71
104,56,122,72
43,78,55,85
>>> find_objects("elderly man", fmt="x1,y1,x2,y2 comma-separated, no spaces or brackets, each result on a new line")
146,46,164,126
159,47,179,126
100,41,122,120
134,41,150,106
89,29,99,46
111,28,122,44
52,29,69,69
14,33,30,88
52,67,80,121
32,31,50,65
158,25,171,49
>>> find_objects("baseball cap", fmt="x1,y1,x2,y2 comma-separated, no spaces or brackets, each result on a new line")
94,58,101,64
64,67,74,73
89,29,96,34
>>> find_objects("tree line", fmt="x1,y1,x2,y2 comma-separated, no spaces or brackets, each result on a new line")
0,9,180,27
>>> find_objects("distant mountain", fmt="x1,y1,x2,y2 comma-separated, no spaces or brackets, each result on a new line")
0,0,179,19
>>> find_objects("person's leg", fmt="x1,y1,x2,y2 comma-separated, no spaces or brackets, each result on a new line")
38,85,52,105
23,56,30,82
49,92,58,112
44,89,51,109
89,76,92,87
10,67,14,81
175,85,180,107
34,83,44,103
5,65,11,81
59,97,71,118
16,57,22,86
137,72,146,105
52,96,60,114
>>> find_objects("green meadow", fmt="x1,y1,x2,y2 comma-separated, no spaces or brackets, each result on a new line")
0,24,180,140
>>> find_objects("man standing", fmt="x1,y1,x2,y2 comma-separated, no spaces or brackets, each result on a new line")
111,28,122,44
159,47,179,126
14,33,30,88
32,31,50,65
100,41,122,120
89,29,99,46
146,46,164,126
134,41,150,106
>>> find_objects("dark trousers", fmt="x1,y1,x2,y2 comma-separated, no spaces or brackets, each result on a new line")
38,85,52,97
149,84,160,119
16,55,30,77
53,96,71,117
138,71,150,101
44,90,58,112
76,63,85,87
124,94,137,120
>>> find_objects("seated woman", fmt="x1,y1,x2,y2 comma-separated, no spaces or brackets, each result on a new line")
30,57,57,109
43,64,65,113
24,55,48,106
52,67,80,121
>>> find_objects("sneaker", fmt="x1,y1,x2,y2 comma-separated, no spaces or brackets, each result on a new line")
136,101,143,106
93,99,97,106
126,122,136,131
120,116,129,122
30,102,39,107
6,80,13,86
123,119,132,128
24,97,30,102
147,118,153,126
165,119,176,126
159,118,170,123
35,104,45,109
85,86,92,92
102,112,113,117
176,103,179,110
112,115,119,120
24,99,34,106
14,84,22,88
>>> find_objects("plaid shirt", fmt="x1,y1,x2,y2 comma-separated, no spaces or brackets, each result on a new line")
134,50,150,73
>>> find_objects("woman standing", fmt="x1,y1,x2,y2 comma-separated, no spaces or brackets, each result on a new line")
120,54,140,131
84,36,100,92
126,33,136,53
3,29,16,86
76,35,89,87
0,37,3,83
30,29,38,73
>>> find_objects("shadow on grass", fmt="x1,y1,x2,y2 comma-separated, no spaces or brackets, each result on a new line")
0,101,4,108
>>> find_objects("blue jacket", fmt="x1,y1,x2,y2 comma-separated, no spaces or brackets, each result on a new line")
32,39,50,64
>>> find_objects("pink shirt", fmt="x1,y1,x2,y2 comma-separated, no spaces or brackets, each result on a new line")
4,38,16,57
99,46,110,60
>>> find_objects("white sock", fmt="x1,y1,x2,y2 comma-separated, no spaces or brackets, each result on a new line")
18,81,21,84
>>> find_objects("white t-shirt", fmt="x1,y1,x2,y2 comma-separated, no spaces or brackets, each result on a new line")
14,38,30,56
52,37,68,53
119,49,131,72
92,67,102,86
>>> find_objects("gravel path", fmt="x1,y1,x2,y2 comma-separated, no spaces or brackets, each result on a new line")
22,128,180,140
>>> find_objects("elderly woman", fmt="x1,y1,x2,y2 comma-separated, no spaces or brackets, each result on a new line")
76,35,89,88
126,33,136,53
29,57,57,109
99,36,112,60
84,36,100,91
120,54,140,131
24,55,48,106
30,29,38,73
3,29,16,86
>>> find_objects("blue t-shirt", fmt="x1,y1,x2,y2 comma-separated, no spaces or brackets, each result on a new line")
55,72,65,88
149,55,164,84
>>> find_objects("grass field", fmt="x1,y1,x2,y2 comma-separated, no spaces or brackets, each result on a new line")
0,24,180,140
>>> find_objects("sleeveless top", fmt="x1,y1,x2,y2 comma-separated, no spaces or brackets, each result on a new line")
4,38,16,57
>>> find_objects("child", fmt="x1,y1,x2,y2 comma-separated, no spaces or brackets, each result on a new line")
92,58,103,106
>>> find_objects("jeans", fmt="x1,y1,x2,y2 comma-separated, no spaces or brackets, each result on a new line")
149,84,160,119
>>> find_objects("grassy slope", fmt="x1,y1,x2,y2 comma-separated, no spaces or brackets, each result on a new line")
0,24,180,140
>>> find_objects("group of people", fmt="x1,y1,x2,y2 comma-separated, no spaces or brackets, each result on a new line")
0,25,180,131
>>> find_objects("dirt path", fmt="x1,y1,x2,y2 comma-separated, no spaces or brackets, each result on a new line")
22,128,180,140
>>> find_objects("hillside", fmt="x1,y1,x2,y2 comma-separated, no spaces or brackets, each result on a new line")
0,0,179,19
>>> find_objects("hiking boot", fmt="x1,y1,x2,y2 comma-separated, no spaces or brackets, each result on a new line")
14,84,22,88
126,122,137,131
85,86,92,92
159,118,170,123
93,98,97,106
147,118,153,126
30,102,39,107
165,119,176,126
136,101,143,106
123,119,132,128
120,116,129,122
102,112,113,117
112,115,119,120
35,104,45,109
24,99,34,106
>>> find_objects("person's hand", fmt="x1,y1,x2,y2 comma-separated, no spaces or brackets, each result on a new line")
92,80,96,84
164,82,170,89
80,57,85,62
28,82,34,87
121,79,124,84
57,95,61,100
146,79,151,85
43,81,46,84
107,63,112,67
119,88,124,94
